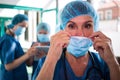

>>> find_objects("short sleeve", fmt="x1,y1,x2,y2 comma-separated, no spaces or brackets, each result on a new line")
2,37,17,64
32,57,46,80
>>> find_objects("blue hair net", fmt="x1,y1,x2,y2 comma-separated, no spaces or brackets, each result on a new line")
7,14,28,29
37,22,50,33
60,1,99,31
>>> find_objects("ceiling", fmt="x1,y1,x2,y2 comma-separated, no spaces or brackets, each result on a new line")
0,0,56,9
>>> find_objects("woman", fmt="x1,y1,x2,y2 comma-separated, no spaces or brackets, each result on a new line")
30,22,50,77
33,1,120,80
0,14,38,80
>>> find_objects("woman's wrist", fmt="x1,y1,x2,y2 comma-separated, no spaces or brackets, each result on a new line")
24,52,32,59
46,52,58,64
106,57,119,68
47,46,62,62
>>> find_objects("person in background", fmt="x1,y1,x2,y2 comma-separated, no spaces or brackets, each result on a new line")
0,14,38,80
29,22,50,77
32,1,120,80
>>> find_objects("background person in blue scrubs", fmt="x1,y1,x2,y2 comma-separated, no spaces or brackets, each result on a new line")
0,14,38,80
33,1,120,80
29,22,50,78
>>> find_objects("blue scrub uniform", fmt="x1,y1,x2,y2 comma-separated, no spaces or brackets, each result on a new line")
0,34,28,80
32,52,110,80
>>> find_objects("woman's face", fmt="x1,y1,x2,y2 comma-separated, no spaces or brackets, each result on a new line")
19,21,28,28
12,20,28,31
38,30,48,35
65,15,94,37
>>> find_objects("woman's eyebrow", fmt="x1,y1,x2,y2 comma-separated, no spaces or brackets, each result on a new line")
67,21,76,24
67,20,93,27
84,20,93,24
68,20,93,24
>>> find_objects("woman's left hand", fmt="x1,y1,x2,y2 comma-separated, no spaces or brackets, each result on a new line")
90,31,115,64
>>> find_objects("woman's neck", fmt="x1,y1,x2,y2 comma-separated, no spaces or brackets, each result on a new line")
65,51,89,64
65,51,90,77
6,29,15,37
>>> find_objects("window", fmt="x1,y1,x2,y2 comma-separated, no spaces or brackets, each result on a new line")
105,9,112,20
24,11,29,41
98,11,104,20
42,10,56,37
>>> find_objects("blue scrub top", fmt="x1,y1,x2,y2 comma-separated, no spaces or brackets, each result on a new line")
32,51,110,80
0,34,28,80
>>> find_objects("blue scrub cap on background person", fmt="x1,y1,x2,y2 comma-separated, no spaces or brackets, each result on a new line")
7,14,28,29
37,22,50,33
60,1,99,31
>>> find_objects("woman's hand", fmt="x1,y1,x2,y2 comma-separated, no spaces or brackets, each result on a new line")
26,46,39,58
90,31,114,64
31,42,41,47
47,30,71,61
90,31,120,80
36,31,71,80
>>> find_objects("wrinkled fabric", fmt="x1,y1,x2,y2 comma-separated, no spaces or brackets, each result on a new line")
37,34,49,42
14,26,26,36
0,34,28,80
32,52,110,80
67,36,93,57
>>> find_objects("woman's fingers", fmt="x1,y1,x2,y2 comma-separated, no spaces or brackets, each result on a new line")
93,38,105,53
50,30,71,48
26,47,38,57
91,31,115,63
47,31,71,61
32,42,40,47
90,31,109,41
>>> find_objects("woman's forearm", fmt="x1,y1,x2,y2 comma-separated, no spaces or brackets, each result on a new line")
36,54,58,80
5,53,30,71
26,56,34,66
108,57,120,80
36,31,69,80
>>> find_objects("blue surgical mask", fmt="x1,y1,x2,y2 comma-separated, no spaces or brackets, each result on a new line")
37,34,49,43
14,26,26,36
67,36,93,57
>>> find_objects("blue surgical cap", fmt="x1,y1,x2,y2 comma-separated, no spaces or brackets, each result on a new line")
7,14,28,29
60,1,99,31
37,22,50,33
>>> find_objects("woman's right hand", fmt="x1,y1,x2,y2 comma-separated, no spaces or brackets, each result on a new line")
47,30,71,61
26,46,39,58
31,42,41,47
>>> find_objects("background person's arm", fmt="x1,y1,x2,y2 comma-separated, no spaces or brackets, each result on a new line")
5,47,37,71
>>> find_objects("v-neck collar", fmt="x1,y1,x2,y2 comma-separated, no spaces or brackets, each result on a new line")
64,55,93,79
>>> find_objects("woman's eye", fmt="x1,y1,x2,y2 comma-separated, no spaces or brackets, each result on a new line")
67,24,76,29
84,24,93,29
